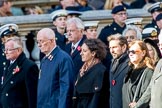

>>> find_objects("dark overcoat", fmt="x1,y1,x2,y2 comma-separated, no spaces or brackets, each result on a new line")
73,63,109,108
98,21,126,45
109,53,129,108
54,29,67,51
65,36,86,80
37,47,74,108
1,52,39,108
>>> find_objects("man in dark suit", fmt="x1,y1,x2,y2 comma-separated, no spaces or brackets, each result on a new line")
65,17,86,80
108,34,129,108
98,5,127,45
37,28,74,108
0,23,24,108
1,36,39,108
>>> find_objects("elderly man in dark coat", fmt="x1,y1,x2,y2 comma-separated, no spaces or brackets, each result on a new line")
1,36,39,108
65,17,86,80
37,28,74,108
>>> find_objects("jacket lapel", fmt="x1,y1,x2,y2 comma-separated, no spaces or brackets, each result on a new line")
2,62,17,89
71,36,86,57
152,59,162,80
1,52,26,89
113,57,129,79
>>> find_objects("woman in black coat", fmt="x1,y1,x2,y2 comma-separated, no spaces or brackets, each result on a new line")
72,39,109,108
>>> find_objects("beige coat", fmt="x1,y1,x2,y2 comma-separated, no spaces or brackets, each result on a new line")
135,59,162,108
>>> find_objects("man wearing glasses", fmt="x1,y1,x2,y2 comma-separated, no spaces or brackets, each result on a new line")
1,36,39,108
99,5,127,45
37,28,74,108
0,23,19,108
65,17,86,80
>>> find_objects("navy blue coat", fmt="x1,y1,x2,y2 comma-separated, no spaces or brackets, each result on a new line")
1,52,39,108
65,36,86,80
54,29,67,51
109,53,129,108
98,21,126,45
37,47,74,108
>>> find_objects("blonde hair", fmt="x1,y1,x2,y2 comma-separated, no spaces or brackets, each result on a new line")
146,43,160,66
104,0,114,9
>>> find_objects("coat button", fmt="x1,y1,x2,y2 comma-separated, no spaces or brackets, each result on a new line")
94,86,98,90
3,67,6,71
6,93,8,96
10,81,13,84
3,62,6,65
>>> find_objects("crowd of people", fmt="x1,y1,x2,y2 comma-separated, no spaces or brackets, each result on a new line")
0,0,162,108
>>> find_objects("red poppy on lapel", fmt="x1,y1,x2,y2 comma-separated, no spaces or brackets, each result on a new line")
112,80,116,86
77,46,81,51
13,66,20,75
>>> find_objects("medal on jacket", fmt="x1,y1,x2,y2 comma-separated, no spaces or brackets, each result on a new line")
112,80,116,86
48,55,53,61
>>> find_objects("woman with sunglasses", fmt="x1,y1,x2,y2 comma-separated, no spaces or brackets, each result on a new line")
122,40,153,108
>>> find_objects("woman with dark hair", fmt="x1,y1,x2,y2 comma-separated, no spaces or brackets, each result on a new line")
122,40,153,108
72,39,109,108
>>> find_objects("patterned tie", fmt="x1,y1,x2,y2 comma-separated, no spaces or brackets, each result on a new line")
71,46,75,55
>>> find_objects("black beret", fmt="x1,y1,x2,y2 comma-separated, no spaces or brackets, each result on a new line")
111,5,126,14
156,13,162,21
65,6,82,16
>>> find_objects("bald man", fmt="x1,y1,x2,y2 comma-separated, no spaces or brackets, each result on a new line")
36,28,74,108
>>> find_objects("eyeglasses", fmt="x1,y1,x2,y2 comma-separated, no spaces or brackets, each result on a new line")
116,12,128,16
36,39,53,45
125,36,136,40
3,48,19,52
66,29,79,33
128,50,141,54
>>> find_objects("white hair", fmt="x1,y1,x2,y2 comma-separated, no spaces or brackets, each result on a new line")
122,25,142,40
5,36,23,49
66,17,85,30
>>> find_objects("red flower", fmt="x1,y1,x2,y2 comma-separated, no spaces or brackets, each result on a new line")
112,80,116,86
77,46,81,51
13,66,20,75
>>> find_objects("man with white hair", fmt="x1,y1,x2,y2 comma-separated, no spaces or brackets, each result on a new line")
1,36,39,108
65,17,86,80
37,28,74,108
